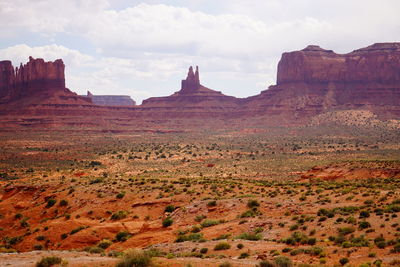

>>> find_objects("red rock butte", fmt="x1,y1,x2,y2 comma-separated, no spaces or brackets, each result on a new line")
0,42,399,129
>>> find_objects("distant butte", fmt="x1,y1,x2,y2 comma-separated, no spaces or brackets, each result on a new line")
141,65,238,108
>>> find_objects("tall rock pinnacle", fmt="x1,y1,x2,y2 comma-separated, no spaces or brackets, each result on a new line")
181,66,200,92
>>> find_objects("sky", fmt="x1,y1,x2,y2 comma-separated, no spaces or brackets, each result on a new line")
1,0,399,104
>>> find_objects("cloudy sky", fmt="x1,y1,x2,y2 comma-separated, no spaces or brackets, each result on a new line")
1,0,399,103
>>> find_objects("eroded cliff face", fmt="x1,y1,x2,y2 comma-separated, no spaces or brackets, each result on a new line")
245,43,400,119
0,57,91,104
277,43,400,84
0,60,14,99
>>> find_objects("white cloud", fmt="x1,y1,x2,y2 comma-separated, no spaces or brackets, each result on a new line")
0,44,93,67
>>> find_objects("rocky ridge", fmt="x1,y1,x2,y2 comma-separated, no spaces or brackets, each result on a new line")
0,43,399,128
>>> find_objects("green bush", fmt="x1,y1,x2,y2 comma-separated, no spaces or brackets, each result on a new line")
59,199,68,206
200,219,220,227
236,232,262,241
164,205,175,212
88,246,104,254
339,257,349,265
207,200,217,207
338,227,355,235
116,249,152,267
45,199,56,208
175,233,203,242
36,256,62,267
116,231,132,242
116,192,126,199
239,252,249,259
247,199,260,208
274,256,293,267
111,210,128,220
200,247,208,254
162,217,173,227
97,239,113,249
70,225,87,235
214,242,231,250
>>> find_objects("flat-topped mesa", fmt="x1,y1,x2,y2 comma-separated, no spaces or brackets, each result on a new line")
277,42,400,85
181,66,200,93
85,91,136,106
246,42,400,119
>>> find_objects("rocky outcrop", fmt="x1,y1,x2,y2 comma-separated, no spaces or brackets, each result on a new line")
85,91,136,106
142,66,239,110
0,57,91,104
245,43,400,119
0,60,14,100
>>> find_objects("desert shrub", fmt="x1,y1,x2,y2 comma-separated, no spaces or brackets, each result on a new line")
374,236,386,249
164,205,175,212
258,260,275,267
162,217,173,227
239,252,249,258
59,199,68,206
116,249,152,267
274,256,293,267
116,192,126,199
36,256,62,267
339,257,349,265
195,215,206,222
359,211,370,218
214,234,230,240
60,233,68,240
338,227,355,235
116,231,132,242
200,247,208,254
90,178,103,184
283,232,315,245
111,210,128,220
88,246,104,254
175,233,203,242
359,221,371,229
33,244,43,250
247,199,260,208
36,235,46,241
191,225,202,233
207,200,217,207
308,246,324,256
392,242,400,253
97,239,113,249
214,242,231,250
89,161,102,166
219,262,232,267
236,232,262,241
45,199,56,208
200,219,220,227
70,225,87,235
237,243,244,249
240,208,261,218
